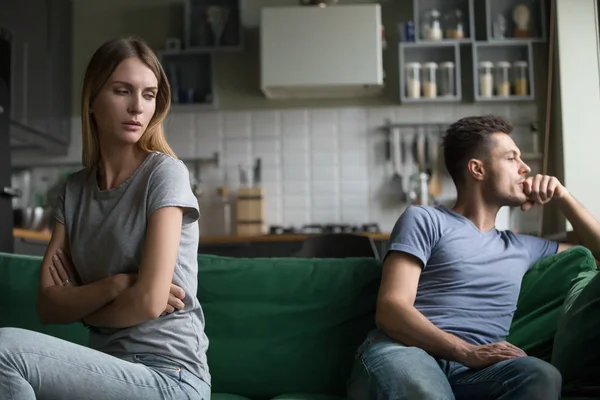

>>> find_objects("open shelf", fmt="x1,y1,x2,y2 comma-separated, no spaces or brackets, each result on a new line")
399,42,462,103
472,41,534,101
184,0,242,50
158,49,218,108
486,0,546,42
413,0,475,43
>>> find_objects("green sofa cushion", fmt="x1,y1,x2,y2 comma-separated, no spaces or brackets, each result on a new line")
507,246,597,361
212,394,253,400
198,255,381,400
271,394,345,400
0,252,89,345
552,262,600,397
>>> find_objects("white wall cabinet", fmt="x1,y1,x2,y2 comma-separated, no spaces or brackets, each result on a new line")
260,4,384,100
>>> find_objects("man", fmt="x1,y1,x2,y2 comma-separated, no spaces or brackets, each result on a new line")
347,115,600,400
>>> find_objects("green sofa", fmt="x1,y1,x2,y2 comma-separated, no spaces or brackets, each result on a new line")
0,248,598,400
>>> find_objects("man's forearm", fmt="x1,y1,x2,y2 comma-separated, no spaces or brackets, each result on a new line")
83,286,155,329
558,192,600,258
377,301,473,362
37,278,118,325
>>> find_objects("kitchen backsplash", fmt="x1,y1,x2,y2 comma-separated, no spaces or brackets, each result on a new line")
13,102,542,235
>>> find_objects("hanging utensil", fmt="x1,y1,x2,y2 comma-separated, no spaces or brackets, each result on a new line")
428,130,443,199
390,127,406,201
416,130,426,174
253,158,262,187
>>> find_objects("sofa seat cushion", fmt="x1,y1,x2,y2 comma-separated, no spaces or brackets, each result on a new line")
198,255,381,400
507,246,597,361
271,394,346,400
211,394,253,400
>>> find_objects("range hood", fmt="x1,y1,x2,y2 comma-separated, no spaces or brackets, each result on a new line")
260,4,384,100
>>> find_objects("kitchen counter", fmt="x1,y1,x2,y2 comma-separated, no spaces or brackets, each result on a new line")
13,228,390,244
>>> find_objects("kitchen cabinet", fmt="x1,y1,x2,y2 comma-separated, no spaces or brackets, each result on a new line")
260,4,384,100
184,0,242,50
158,49,218,109
1,0,71,154
45,0,73,146
399,42,463,102
473,41,534,101
1,28,14,253
155,0,243,110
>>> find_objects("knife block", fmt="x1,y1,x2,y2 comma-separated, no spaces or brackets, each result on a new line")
235,187,265,236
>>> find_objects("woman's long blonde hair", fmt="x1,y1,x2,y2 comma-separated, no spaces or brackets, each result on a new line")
80,36,176,168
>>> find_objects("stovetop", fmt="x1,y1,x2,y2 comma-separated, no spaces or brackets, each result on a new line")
268,223,381,235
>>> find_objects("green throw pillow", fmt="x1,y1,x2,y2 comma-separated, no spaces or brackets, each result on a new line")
552,263,600,396
507,246,597,361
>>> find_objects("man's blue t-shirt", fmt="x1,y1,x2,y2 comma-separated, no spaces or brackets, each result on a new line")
387,205,559,345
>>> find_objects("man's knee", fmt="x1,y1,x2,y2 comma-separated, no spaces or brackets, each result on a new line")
512,356,562,398
347,336,453,400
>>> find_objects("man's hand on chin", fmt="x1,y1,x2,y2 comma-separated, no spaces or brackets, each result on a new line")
521,174,569,211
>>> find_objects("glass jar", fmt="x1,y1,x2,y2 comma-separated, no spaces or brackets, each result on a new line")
421,9,442,40
405,62,421,99
513,60,529,96
495,61,511,96
422,62,438,98
478,61,494,98
438,61,455,97
444,9,465,39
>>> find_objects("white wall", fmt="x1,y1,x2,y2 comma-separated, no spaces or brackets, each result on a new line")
556,0,600,226
15,103,541,235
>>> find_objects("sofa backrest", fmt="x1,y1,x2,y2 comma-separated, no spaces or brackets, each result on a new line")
0,252,382,399
197,254,382,398
0,252,89,345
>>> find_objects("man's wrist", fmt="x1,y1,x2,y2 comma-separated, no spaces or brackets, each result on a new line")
554,186,572,208
450,337,474,363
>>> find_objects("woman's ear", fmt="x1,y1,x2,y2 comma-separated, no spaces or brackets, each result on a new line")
467,158,485,181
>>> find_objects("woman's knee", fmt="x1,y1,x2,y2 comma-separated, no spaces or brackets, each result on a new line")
0,327,28,346
0,327,45,355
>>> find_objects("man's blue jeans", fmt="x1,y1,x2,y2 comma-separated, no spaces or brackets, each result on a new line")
347,330,562,400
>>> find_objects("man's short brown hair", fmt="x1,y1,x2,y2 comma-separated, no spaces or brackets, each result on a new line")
441,115,514,185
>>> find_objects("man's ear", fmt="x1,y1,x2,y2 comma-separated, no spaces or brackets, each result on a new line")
467,158,485,181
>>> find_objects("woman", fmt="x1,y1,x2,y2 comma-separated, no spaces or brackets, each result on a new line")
0,37,210,399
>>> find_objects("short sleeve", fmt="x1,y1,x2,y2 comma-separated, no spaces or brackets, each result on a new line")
147,159,200,225
54,181,66,225
386,206,440,268
517,233,559,266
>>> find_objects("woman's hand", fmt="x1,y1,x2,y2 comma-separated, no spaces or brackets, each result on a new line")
49,248,79,287
162,284,186,315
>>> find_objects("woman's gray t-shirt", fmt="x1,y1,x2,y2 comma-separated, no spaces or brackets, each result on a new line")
55,151,210,384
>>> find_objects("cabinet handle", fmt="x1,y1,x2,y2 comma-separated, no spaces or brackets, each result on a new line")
1,187,22,198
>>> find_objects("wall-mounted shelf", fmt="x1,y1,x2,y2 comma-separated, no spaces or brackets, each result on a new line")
486,0,546,42
184,0,242,51
158,49,218,109
472,41,534,101
398,0,546,104
399,42,462,103
413,0,475,43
